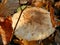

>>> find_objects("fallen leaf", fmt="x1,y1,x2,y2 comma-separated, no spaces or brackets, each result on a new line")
0,16,13,45
50,7,56,28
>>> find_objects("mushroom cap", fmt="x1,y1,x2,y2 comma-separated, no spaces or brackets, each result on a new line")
12,7,55,41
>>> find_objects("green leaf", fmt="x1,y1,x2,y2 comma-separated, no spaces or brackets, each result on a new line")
17,5,26,12
21,5,26,10
57,19,60,22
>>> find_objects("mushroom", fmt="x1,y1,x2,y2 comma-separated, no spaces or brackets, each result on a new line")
12,7,56,45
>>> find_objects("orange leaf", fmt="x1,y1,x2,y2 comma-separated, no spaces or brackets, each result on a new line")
50,7,56,28
0,16,13,45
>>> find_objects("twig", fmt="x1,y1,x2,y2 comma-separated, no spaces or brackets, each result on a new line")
8,0,27,44
14,0,27,31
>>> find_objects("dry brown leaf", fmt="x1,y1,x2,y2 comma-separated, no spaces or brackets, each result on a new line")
32,1,44,7
0,16,13,45
50,7,56,28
